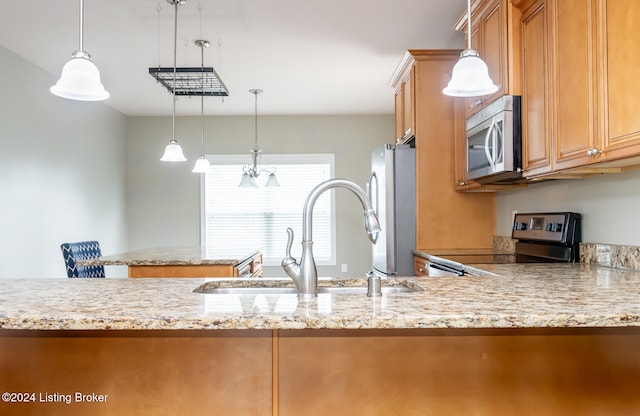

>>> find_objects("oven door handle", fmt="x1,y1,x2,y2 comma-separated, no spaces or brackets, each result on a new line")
484,118,496,169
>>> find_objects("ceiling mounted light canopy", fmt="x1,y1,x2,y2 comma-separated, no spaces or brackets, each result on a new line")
192,39,212,174
443,0,498,97
160,0,187,162
50,0,109,101
239,89,279,188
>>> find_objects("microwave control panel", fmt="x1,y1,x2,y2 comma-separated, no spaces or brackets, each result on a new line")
512,212,582,244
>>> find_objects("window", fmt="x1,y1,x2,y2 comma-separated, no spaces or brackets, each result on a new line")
202,154,335,266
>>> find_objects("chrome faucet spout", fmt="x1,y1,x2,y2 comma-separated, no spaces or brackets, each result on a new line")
282,178,381,299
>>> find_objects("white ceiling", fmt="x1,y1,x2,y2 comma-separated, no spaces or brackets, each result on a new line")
0,0,466,116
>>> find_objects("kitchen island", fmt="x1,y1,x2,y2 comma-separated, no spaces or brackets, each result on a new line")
2,263,640,415
78,246,263,278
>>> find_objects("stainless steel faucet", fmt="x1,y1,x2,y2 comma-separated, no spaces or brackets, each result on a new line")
282,178,381,299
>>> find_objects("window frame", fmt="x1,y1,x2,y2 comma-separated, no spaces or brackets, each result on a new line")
199,153,336,266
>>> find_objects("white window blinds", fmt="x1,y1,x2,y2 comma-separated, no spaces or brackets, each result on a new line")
202,154,335,266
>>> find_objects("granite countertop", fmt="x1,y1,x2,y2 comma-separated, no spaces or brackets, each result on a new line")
2,263,640,331
79,246,260,267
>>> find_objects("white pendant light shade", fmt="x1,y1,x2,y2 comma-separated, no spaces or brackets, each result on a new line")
443,0,498,97
192,155,211,173
442,49,499,97
265,172,280,187
239,172,258,188
51,51,109,101
161,139,187,162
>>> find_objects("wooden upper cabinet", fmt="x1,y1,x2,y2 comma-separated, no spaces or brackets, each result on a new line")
549,0,597,171
456,0,522,116
519,0,553,176
391,57,415,144
599,0,640,161
517,0,640,178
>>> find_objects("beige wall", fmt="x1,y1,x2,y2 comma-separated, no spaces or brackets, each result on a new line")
0,46,128,278
126,114,393,277
496,170,640,245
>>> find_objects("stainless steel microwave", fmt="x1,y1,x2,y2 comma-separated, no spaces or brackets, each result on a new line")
466,95,522,184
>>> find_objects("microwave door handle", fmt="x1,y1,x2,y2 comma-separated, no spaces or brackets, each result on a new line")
494,121,503,164
484,118,496,169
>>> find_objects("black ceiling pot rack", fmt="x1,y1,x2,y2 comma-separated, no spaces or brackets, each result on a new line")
148,67,229,97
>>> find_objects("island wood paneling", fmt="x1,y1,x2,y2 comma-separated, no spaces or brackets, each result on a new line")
277,328,640,415
0,330,272,416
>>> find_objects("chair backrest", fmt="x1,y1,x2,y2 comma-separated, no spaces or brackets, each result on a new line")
60,241,105,278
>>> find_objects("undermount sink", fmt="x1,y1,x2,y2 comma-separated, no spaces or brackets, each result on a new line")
193,278,423,296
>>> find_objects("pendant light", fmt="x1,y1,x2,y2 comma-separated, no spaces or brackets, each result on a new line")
239,89,280,188
192,39,212,173
50,0,109,101
161,0,187,162
443,0,498,97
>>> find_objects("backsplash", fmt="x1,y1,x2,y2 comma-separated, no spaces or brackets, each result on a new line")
580,243,640,271
492,236,640,272
492,236,516,252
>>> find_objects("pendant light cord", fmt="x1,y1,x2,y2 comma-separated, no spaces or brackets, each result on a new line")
254,93,258,149
198,4,205,154
171,0,178,141
78,0,84,51
466,0,472,50
200,42,205,154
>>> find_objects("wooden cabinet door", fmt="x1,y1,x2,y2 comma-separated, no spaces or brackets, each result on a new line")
550,0,598,171
480,0,507,102
599,0,640,160
402,70,415,141
520,0,553,177
394,87,403,142
393,69,415,143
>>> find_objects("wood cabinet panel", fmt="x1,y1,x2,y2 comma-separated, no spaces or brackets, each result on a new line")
0,330,273,416
414,256,428,276
277,328,640,415
481,0,505,98
520,0,553,176
600,0,640,157
551,0,597,170
129,264,237,278
518,0,640,178
412,51,495,249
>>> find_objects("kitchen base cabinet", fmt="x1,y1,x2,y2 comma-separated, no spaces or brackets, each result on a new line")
0,330,273,416
3,328,640,415
128,253,263,278
278,328,640,415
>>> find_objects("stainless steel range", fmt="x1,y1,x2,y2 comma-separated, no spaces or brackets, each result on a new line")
423,212,582,276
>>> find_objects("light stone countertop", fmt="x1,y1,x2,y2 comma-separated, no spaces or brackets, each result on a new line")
78,246,260,266
2,263,640,331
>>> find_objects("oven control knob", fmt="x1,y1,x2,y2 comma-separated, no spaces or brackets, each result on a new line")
545,223,553,232
554,223,563,233
515,222,528,230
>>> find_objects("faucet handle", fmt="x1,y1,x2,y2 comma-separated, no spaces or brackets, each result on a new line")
285,227,295,259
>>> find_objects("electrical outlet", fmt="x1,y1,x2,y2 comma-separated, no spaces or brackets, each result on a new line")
341,264,348,273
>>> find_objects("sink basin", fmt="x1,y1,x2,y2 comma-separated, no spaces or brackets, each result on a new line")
193,278,423,296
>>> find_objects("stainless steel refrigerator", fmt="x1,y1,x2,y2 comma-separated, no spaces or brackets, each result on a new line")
369,144,416,277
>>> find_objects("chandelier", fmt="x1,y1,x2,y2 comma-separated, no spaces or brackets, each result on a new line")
239,89,279,188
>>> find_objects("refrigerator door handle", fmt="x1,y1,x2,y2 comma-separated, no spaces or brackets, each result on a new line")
366,171,378,215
